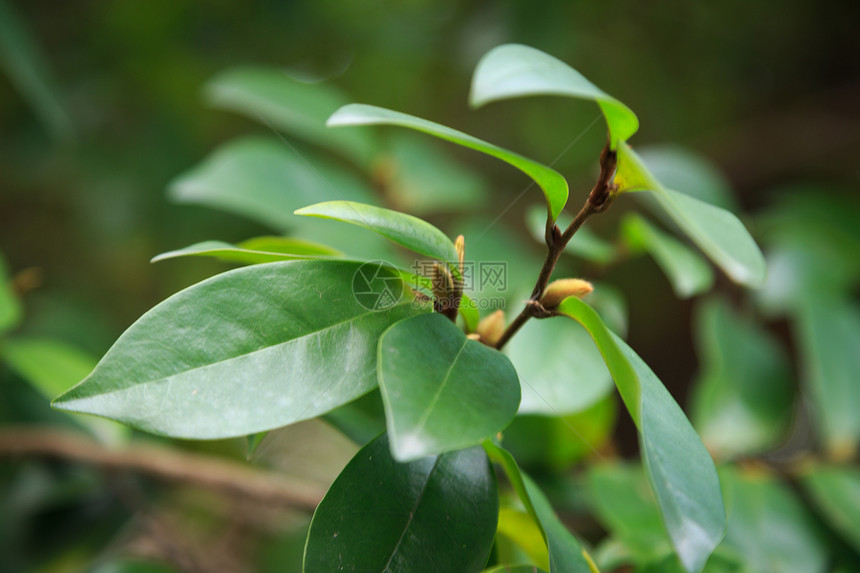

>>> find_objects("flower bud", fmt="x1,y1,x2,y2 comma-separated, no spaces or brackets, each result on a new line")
477,310,506,346
540,278,593,309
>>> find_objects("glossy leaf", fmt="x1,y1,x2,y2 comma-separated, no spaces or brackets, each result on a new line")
587,463,673,564
483,442,594,573
525,205,615,265
204,66,377,165
690,298,793,458
381,131,488,214
802,465,860,553
496,507,551,569
720,467,826,573
295,200,458,262
616,143,766,288
555,297,725,573
378,313,520,461
483,566,548,573
304,434,498,573
621,214,714,298
634,146,737,210
1,337,128,444
469,44,638,147
0,0,72,139
506,316,613,415
53,260,426,439
152,237,341,265
0,253,21,334
795,296,860,458
328,103,569,222
168,136,376,231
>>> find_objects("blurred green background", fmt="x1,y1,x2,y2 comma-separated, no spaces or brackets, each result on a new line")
1,1,858,572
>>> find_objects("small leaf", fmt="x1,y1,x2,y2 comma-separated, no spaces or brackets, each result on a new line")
616,142,766,288
720,467,827,573
505,317,612,415
795,296,860,458
151,237,341,265
378,313,520,461
469,44,638,147
204,66,377,165
801,464,860,553
555,297,725,573
53,260,426,439
621,214,714,298
168,136,377,231
328,103,569,222
295,200,458,263
690,297,793,458
484,442,594,573
304,434,498,573
0,253,22,334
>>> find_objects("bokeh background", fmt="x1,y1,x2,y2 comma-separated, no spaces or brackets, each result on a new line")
1,1,858,572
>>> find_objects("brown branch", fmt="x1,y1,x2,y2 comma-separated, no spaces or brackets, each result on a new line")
0,426,326,511
494,144,617,350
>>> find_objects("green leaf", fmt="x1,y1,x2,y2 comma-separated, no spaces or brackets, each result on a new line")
690,298,793,458
720,467,826,573
795,296,860,458
168,136,377,231
483,442,593,573
53,260,427,439
304,434,498,573
505,316,613,415
616,143,766,288
634,146,737,211
151,237,341,265
525,205,615,265
555,297,725,573
801,465,860,553
1,337,128,444
204,66,377,165
328,103,569,222
469,44,638,147
0,0,72,139
295,200,458,262
621,214,714,298
378,313,520,461
381,131,488,215
483,566,548,573
587,463,673,564
0,252,21,334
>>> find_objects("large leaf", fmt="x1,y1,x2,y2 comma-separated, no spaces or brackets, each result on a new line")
0,0,72,139
53,260,426,439
690,298,793,458
1,337,128,444
621,214,714,298
204,66,377,165
168,136,377,231
484,442,594,573
634,146,737,211
295,200,458,262
0,252,21,334
720,467,826,573
555,297,725,573
506,316,612,415
378,313,520,461
304,434,498,573
469,44,638,147
328,103,569,222
483,566,548,573
801,465,860,553
795,296,860,458
616,143,766,288
152,237,341,265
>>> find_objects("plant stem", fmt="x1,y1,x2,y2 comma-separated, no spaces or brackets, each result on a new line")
494,144,617,350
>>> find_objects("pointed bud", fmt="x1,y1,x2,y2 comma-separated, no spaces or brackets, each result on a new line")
454,234,465,277
540,278,594,309
477,310,506,346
